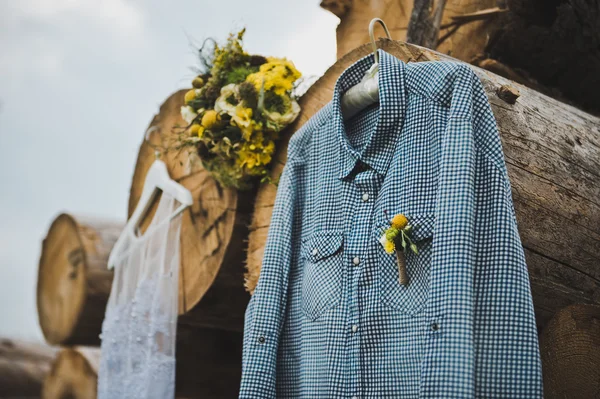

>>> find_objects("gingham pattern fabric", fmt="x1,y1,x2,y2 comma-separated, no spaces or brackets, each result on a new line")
240,49,543,398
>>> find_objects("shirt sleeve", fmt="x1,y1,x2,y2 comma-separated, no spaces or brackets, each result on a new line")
239,157,298,398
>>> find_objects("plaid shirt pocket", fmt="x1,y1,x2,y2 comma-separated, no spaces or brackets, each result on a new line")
373,213,435,315
300,230,344,321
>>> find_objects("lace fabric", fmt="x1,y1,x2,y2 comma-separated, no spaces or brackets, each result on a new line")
98,193,182,399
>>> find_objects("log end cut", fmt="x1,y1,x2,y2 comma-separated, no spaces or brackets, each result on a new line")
42,347,100,399
37,214,122,345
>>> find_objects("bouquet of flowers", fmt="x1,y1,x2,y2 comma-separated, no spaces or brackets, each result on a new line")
180,29,302,190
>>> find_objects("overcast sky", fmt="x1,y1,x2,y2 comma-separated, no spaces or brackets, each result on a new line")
0,0,338,341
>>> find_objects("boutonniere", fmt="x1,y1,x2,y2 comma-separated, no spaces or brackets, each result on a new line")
378,211,418,286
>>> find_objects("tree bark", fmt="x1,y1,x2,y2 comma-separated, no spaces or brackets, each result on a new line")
37,214,122,345
245,39,600,331
42,347,100,399
406,0,448,49
128,91,252,333
0,337,57,398
539,304,600,399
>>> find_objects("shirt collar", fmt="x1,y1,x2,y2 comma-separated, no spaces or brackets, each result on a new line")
330,49,407,180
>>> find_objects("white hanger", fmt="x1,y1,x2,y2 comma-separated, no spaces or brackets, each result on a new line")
107,126,193,270
341,18,392,121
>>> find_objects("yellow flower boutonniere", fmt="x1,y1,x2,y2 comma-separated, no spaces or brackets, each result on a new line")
379,211,418,286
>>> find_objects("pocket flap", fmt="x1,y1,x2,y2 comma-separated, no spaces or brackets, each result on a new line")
301,230,344,261
406,213,435,242
373,213,435,243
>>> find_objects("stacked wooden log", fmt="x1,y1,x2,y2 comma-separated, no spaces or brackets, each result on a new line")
32,40,599,398
36,91,247,398
37,214,121,346
43,347,100,399
0,338,57,398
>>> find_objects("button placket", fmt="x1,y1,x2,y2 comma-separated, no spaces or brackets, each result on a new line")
345,169,379,398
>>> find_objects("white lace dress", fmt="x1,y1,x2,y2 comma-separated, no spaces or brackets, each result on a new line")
98,193,182,399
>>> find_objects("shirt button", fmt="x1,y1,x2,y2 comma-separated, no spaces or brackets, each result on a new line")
351,324,358,333
352,256,360,265
258,336,265,344
361,193,369,202
311,248,318,256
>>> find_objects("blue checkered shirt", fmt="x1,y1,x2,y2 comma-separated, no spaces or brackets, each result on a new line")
240,49,543,398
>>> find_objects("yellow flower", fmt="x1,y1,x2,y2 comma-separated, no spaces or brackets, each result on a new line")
189,124,202,135
391,214,408,230
236,147,257,169
196,125,205,138
265,57,301,81
235,135,274,172
184,89,198,104
259,152,272,165
384,239,395,254
236,106,252,121
192,76,204,88
232,106,258,140
246,57,302,96
379,233,391,251
201,110,220,128
263,140,275,154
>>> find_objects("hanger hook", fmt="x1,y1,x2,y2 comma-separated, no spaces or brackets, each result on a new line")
369,18,392,65
145,125,161,160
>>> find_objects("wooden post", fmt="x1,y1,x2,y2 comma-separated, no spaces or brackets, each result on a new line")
406,0,448,49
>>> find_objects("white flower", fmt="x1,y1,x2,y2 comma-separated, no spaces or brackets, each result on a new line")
263,98,301,131
214,83,239,116
379,233,388,247
181,105,198,124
